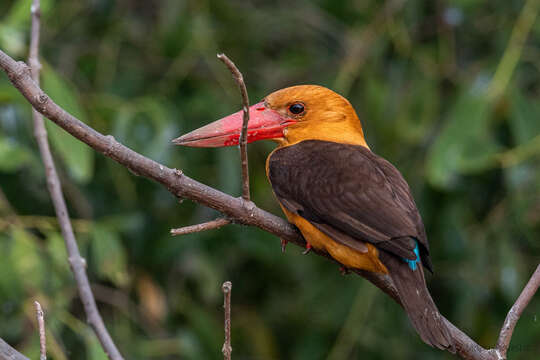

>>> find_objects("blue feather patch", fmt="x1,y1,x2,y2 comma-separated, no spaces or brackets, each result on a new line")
404,240,420,271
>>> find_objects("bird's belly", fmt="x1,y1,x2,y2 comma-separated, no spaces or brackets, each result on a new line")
283,208,388,274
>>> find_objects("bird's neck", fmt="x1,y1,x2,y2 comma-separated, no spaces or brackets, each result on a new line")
278,118,369,148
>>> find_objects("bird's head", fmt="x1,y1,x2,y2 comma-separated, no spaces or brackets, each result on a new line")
173,85,367,148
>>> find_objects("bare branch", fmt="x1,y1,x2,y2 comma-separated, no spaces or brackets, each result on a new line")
0,48,536,359
496,264,540,359
217,53,251,201
221,281,232,360
26,3,123,360
171,217,231,236
33,301,46,360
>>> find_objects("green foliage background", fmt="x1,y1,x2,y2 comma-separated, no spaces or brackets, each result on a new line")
1,0,539,359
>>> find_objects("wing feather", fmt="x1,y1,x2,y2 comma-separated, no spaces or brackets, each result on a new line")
268,140,432,270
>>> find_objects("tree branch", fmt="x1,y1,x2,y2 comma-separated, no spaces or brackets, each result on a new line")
26,3,123,359
217,54,251,201
1,48,538,359
170,217,231,236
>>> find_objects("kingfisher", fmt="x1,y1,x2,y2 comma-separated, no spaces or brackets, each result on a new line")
173,85,454,351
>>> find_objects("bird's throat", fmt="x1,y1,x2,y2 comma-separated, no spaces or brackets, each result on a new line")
280,121,369,148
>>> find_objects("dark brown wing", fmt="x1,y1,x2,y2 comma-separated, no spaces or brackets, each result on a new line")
268,140,432,271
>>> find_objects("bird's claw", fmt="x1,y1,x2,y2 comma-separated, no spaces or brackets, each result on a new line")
280,238,288,253
302,243,312,255
339,266,350,275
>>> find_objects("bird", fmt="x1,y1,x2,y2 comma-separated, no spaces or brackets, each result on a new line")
173,85,455,351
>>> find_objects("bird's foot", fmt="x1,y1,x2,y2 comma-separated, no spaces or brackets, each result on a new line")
339,266,351,275
302,243,312,255
280,238,288,253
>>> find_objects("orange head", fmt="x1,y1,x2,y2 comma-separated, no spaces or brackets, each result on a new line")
173,85,368,148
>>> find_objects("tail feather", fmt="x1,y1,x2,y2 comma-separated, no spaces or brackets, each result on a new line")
379,251,455,352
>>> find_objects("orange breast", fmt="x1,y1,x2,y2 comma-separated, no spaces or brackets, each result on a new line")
280,206,388,274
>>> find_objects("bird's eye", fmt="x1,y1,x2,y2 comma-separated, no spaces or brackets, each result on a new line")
288,103,305,115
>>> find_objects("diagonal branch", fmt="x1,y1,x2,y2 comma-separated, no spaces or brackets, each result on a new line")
1,48,538,360
26,2,123,360
217,54,251,201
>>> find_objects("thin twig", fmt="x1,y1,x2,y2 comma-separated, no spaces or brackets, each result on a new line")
170,217,230,236
26,3,123,360
217,54,251,201
33,301,46,360
0,48,538,360
221,281,232,360
496,264,540,359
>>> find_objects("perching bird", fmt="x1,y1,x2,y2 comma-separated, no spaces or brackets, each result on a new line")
173,85,455,351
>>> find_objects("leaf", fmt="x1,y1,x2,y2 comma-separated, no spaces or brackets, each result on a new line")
86,332,109,360
0,0,53,55
41,64,94,183
0,24,25,57
426,89,500,189
0,136,34,172
509,91,540,145
10,229,45,290
136,274,167,324
0,235,23,299
44,232,74,298
3,0,53,28
90,224,130,287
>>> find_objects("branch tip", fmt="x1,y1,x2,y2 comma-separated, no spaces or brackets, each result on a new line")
33,301,46,360
222,281,232,294
217,53,251,201
170,217,231,236
222,281,232,360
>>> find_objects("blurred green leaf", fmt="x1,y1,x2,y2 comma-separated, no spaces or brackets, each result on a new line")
0,81,23,102
0,136,33,172
3,0,53,28
426,89,500,189
510,91,540,144
0,234,23,299
41,64,94,183
87,334,109,360
90,223,130,287
10,228,44,290
0,24,25,56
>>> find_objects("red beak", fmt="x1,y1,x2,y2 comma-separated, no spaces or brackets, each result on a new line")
172,102,295,147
